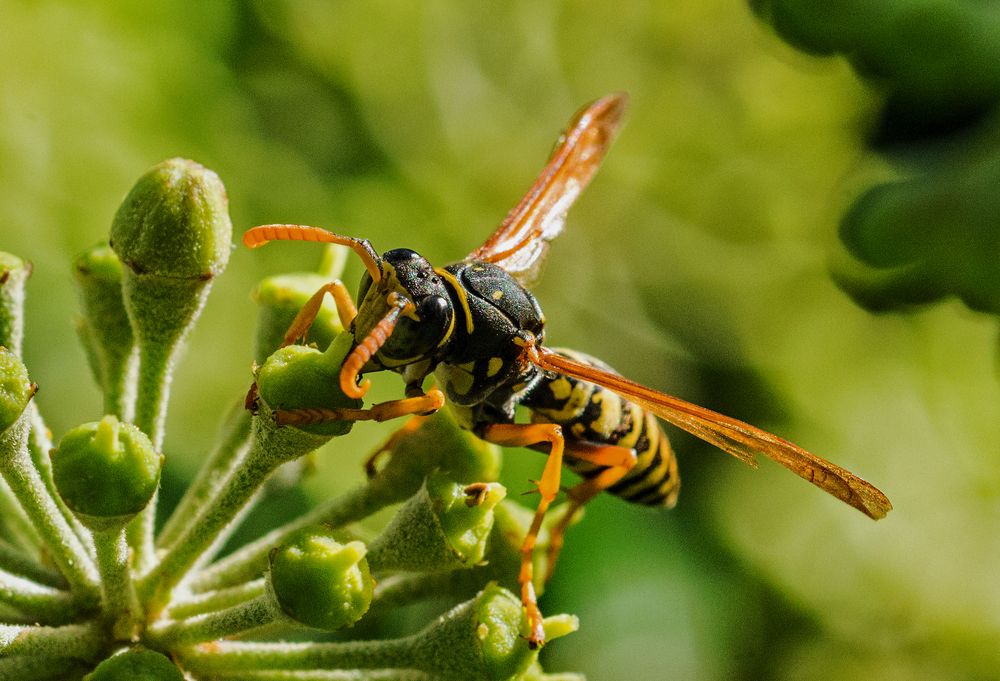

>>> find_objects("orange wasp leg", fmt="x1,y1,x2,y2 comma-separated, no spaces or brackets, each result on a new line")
281,280,358,348
477,422,568,648
339,292,414,400
271,389,445,428
544,441,637,582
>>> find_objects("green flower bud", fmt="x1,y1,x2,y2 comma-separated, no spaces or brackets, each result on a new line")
0,347,34,433
255,331,362,437
252,273,346,364
110,158,231,281
368,474,505,572
0,252,31,357
73,245,134,415
109,158,233,449
84,648,184,681
50,415,162,530
408,583,572,681
268,526,373,630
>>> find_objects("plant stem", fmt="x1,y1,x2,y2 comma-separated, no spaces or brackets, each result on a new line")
187,481,393,593
0,417,99,600
165,579,266,619
179,637,421,674
92,527,139,639
147,592,280,647
0,537,66,588
0,621,103,658
0,656,91,681
127,336,176,576
156,400,252,549
0,567,77,623
0,476,40,551
26,404,93,550
198,671,434,681
139,415,332,611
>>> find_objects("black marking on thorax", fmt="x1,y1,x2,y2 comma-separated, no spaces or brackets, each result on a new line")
433,261,545,407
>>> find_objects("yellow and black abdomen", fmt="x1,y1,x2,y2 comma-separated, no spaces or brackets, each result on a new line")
523,348,679,507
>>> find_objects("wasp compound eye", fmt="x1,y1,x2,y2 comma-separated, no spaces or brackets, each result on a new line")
418,294,450,323
380,294,453,361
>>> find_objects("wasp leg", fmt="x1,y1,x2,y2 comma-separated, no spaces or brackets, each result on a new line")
282,280,358,348
544,442,637,583
272,389,445,427
477,423,568,649
363,415,429,478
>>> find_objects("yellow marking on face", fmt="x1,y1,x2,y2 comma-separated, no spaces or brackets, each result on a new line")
487,357,504,377
434,267,474,334
383,264,416,318
491,290,504,300
571,423,586,438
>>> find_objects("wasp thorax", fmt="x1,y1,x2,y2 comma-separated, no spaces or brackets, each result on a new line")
352,248,454,368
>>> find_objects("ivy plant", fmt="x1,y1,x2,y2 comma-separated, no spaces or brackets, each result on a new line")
0,159,579,681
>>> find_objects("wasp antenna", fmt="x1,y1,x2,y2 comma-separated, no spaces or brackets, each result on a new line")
339,295,413,399
244,224,384,284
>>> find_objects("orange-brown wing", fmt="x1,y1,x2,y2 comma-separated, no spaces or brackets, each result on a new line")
529,346,892,520
467,93,628,286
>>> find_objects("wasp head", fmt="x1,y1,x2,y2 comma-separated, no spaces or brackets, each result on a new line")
352,248,453,369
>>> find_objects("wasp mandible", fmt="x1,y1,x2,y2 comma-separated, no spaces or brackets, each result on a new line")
244,93,892,648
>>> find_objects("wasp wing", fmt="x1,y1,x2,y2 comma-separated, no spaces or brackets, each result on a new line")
530,346,892,520
466,94,627,287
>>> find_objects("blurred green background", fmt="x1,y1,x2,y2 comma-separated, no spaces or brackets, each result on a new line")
2,2,998,679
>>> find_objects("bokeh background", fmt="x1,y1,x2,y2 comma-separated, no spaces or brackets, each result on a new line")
2,2,999,679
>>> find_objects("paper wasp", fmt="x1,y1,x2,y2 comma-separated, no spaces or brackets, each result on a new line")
244,93,892,647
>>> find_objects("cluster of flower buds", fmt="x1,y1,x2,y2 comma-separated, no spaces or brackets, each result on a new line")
0,159,580,680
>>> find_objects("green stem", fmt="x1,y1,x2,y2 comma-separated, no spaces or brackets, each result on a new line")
0,621,103,658
139,415,333,610
0,537,66,588
26,404,93,550
93,527,139,639
188,481,395,593
0,567,77,624
127,337,176,576
199,671,434,681
0,475,41,551
104,346,138,421
165,579,265,619
372,572,465,610
179,637,423,673
156,400,252,549
147,592,281,647
0,416,99,600
133,336,177,450
0,656,91,681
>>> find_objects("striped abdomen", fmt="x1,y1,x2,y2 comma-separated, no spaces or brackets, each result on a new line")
523,348,679,507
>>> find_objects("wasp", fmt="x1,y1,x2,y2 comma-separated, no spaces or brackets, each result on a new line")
244,93,892,647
